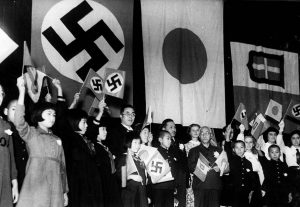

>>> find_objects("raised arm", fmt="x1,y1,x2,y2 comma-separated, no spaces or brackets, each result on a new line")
14,76,33,141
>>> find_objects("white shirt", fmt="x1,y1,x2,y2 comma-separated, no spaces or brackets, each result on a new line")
284,146,300,167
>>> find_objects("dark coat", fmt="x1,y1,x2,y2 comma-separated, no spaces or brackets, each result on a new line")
188,144,223,190
94,142,122,207
9,122,28,190
68,132,103,207
0,118,17,207
224,141,256,192
259,156,291,205
106,123,131,159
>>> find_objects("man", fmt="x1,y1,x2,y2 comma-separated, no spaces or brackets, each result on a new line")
107,104,136,159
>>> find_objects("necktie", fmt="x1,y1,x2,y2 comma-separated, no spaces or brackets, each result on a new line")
296,149,300,165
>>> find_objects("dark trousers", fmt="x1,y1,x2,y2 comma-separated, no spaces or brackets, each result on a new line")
152,188,174,207
122,180,148,207
176,171,187,207
233,188,251,207
193,189,221,207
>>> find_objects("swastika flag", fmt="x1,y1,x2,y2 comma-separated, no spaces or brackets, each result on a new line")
138,145,172,183
82,69,104,101
31,0,134,116
285,99,300,122
233,103,249,130
142,0,225,128
231,42,299,132
103,68,126,99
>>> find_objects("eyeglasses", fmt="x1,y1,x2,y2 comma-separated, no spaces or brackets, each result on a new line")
122,112,136,117
200,132,211,136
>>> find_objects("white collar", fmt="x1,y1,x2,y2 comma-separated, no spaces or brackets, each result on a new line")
121,124,133,131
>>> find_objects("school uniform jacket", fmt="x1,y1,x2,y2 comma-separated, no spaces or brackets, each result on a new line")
224,141,256,192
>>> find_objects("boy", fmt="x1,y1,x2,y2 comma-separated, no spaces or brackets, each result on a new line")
152,130,177,207
259,145,291,207
161,118,187,207
0,85,18,206
4,99,28,190
224,139,255,207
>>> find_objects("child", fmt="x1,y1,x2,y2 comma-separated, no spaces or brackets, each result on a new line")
121,131,148,207
15,76,68,207
259,145,291,207
4,99,28,191
161,118,187,207
260,125,283,160
67,108,103,207
224,138,255,207
0,84,18,207
152,130,176,207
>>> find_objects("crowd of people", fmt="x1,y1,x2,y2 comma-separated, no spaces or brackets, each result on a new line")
0,76,300,207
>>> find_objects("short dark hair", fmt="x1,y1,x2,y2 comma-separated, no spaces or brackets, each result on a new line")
233,140,245,148
290,130,300,139
158,130,170,139
67,108,88,131
120,104,135,115
124,131,141,149
268,144,280,154
263,127,278,142
161,118,174,130
31,102,56,126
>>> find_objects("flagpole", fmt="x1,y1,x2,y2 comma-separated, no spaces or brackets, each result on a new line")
283,98,292,121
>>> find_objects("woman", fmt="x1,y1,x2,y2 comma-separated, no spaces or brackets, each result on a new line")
185,124,201,207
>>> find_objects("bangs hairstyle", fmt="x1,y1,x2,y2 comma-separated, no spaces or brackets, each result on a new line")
67,108,88,131
133,123,150,135
124,131,141,149
31,102,56,126
263,127,279,142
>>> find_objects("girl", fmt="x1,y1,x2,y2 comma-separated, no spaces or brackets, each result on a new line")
15,77,68,207
121,132,148,207
134,123,153,147
185,124,201,207
92,105,122,207
0,84,18,207
67,108,103,207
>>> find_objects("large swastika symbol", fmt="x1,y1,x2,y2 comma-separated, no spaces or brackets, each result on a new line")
42,1,124,80
292,104,300,117
105,73,123,93
90,77,103,93
150,160,163,174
